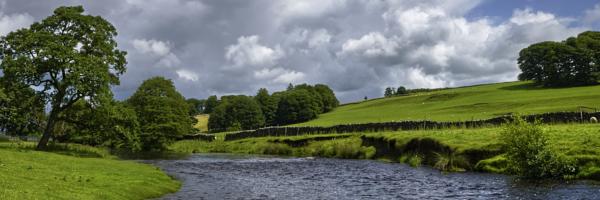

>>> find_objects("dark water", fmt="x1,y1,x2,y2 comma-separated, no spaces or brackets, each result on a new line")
150,154,600,200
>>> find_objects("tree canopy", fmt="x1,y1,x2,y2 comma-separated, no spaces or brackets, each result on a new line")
0,6,127,149
208,95,265,132
127,77,193,151
518,31,600,87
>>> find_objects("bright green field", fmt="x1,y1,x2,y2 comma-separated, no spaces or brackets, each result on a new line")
0,142,180,200
295,81,600,127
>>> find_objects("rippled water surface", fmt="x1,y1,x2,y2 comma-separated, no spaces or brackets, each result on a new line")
150,154,600,200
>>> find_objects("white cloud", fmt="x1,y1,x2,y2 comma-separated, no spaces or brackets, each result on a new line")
225,35,284,68
176,69,198,82
0,12,33,36
254,67,305,84
510,8,557,25
132,39,171,56
339,32,399,57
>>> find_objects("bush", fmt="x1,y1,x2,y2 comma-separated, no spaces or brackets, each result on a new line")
500,117,577,179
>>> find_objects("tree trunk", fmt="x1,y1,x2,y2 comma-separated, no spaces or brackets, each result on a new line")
36,110,58,150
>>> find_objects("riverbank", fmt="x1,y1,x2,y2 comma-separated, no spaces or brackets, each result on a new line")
0,141,180,199
170,123,600,181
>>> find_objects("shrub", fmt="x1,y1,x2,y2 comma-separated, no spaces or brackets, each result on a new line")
500,116,577,179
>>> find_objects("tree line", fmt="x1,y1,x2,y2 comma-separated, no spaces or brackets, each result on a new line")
206,83,339,132
518,31,600,87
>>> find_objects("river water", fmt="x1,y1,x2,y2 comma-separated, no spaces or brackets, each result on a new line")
150,153,600,200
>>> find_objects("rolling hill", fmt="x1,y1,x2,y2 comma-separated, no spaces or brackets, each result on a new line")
294,81,600,127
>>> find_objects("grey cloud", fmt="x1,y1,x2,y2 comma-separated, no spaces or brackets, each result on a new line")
0,0,595,103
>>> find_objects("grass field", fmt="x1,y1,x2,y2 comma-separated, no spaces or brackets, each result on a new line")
171,123,600,180
194,114,209,132
0,142,180,200
294,81,600,127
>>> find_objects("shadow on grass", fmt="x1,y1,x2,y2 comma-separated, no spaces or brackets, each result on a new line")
498,83,547,91
499,82,600,91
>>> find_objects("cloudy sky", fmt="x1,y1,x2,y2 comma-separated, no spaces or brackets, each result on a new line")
1,0,599,103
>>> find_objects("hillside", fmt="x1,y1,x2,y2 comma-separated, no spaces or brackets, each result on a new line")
295,81,600,127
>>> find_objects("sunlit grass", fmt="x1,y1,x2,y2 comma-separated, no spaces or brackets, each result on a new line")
0,141,180,200
294,81,600,126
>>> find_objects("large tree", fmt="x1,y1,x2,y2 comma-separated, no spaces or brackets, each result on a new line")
127,77,192,151
518,31,600,87
0,6,127,149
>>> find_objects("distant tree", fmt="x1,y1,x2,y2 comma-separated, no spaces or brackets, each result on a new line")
204,95,219,114
287,83,294,91
0,6,127,150
207,95,265,132
127,77,193,151
518,31,600,87
364,96,368,101
384,87,394,97
255,88,278,126
186,98,205,116
275,89,320,124
396,86,408,95
314,84,339,112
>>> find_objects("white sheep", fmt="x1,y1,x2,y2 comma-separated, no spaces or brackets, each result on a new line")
591,117,598,123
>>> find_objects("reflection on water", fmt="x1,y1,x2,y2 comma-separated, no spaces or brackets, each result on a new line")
150,153,600,200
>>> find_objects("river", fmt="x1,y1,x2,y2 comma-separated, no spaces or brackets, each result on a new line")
149,153,600,200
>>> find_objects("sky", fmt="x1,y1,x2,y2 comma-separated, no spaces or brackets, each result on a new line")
1,0,599,103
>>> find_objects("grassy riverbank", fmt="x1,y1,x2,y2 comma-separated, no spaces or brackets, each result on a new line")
294,81,600,127
170,123,600,180
0,141,180,200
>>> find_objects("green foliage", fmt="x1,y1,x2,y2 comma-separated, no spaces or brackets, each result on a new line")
255,88,278,125
208,95,265,132
0,79,45,136
127,77,193,151
186,98,205,116
275,89,321,124
384,86,409,98
0,6,127,149
518,31,600,87
500,117,577,179
60,100,142,151
203,95,219,114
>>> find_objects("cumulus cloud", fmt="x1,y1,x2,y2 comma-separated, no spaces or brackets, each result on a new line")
0,12,33,36
176,69,199,82
0,0,596,102
225,35,284,69
132,39,171,56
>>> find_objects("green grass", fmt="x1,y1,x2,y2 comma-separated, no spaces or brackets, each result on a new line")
0,141,180,200
171,123,600,180
193,114,210,132
295,81,600,126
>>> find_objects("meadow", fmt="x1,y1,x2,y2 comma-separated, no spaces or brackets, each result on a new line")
294,81,600,126
0,141,180,200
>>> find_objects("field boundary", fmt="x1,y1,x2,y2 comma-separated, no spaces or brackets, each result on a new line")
220,111,600,141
